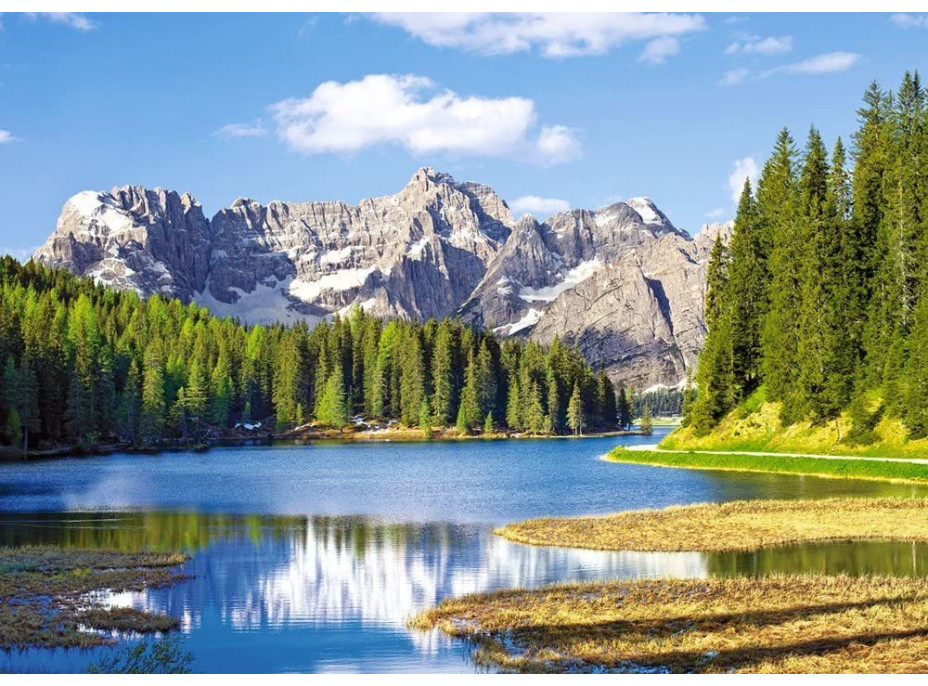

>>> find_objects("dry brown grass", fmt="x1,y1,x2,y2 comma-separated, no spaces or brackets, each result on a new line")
496,497,928,553
0,546,188,649
412,575,928,673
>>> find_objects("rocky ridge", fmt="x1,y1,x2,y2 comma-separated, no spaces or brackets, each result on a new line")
33,168,730,388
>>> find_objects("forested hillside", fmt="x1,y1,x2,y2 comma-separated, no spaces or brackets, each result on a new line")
688,71,928,444
0,258,625,453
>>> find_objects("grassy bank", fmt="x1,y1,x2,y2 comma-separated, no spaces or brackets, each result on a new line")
496,498,928,552
660,391,928,459
0,546,188,649
608,447,928,484
412,575,928,673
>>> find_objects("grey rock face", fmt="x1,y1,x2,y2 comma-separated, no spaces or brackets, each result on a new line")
526,222,732,389
34,186,211,299
33,169,730,389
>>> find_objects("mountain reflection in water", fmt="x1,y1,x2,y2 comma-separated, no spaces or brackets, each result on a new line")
2,512,927,673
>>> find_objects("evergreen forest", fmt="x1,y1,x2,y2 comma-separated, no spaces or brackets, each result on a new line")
0,258,628,453
689,72,928,442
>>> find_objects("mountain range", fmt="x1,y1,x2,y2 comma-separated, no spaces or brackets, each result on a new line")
33,168,729,389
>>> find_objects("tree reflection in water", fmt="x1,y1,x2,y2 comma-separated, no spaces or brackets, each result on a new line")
2,512,926,673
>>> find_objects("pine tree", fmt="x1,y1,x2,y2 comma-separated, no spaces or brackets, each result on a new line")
120,358,142,443
639,403,653,435
430,322,457,425
4,408,22,449
456,350,481,432
617,386,632,430
420,397,433,438
855,82,892,385
140,355,166,446
566,383,584,436
523,381,545,435
690,234,734,433
820,137,857,414
506,374,522,430
546,368,562,433
272,332,302,428
795,126,832,419
316,365,348,429
399,329,425,426
209,353,234,429
759,128,802,421
476,338,497,420
596,369,617,429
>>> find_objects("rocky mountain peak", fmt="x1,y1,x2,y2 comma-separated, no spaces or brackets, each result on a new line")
34,171,727,389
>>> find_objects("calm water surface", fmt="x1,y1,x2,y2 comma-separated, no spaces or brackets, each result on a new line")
2,429,927,673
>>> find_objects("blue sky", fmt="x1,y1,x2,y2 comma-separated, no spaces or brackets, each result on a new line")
1,12,927,258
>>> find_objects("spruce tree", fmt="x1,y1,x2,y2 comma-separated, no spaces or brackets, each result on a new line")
617,386,632,430
456,350,481,432
639,403,653,436
140,355,166,446
759,128,802,421
317,365,348,429
506,374,522,430
795,126,832,419
523,381,545,435
566,383,584,436
690,234,734,433
419,397,433,438
430,322,456,425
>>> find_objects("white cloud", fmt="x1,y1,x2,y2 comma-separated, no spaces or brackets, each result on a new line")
270,74,580,165
370,12,704,59
722,51,860,86
639,36,680,65
26,12,97,31
763,51,860,77
720,68,750,86
214,120,267,139
891,13,928,29
0,130,17,145
534,125,581,165
728,156,759,204
726,35,792,56
509,195,571,217
704,207,725,219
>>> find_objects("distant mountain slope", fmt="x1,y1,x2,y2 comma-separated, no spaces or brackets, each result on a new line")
33,168,730,389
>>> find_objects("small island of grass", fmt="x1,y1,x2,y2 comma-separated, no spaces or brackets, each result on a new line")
495,498,928,552
0,546,188,650
416,498,928,673
412,575,928,673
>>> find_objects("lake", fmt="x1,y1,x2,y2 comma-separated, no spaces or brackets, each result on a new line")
2,428,927,673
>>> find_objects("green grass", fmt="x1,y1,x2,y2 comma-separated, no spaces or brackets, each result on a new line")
659,390,928,460
609,448,928,484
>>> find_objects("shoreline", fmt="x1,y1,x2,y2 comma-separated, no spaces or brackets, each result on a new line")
606,447,928,485
1,427,652,463
493,497,928,553
412,575,928,674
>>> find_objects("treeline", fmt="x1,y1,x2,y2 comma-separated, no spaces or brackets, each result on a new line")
689,71,928,441
0,259,629,452
637,387,684,417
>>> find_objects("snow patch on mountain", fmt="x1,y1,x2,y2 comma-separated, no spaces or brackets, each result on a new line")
494,308,544,335
196,278,321,326
289,266,382,302
519,259,603,303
